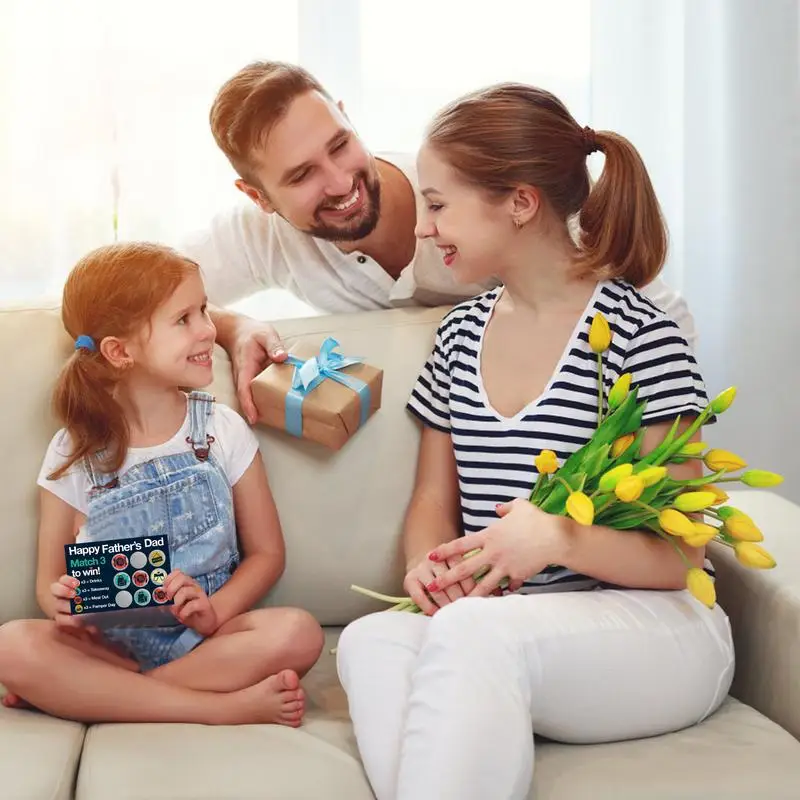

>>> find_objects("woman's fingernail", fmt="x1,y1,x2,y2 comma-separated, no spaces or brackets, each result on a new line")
427,582,439,592
428,552,440,562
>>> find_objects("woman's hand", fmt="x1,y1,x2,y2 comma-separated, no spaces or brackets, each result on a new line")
165,570,220,636
403,551,479,616
427,499,570,597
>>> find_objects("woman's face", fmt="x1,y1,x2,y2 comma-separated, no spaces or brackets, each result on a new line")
415,144,517,285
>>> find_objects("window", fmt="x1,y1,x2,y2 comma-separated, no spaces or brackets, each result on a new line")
1,0,590,317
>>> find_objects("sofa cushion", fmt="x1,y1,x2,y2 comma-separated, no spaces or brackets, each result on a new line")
0,701,85,800
533,698,800,799
68,629,800,800
74,630,373,800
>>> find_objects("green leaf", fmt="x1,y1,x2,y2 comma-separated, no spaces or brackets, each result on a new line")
639,415,682,465
538,472,585,513
582,443,612,481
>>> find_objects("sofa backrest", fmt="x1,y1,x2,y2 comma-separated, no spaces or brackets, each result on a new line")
0,304,446,626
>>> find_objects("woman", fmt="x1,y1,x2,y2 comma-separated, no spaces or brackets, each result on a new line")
335,84,734,800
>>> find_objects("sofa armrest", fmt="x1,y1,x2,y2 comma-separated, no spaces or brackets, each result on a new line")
710,490,800,740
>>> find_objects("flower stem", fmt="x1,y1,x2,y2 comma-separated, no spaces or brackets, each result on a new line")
595,496,617,516
597,353,604,426
647,523,693,569
350,585,410,604
633,500,660,518
555,476,575,495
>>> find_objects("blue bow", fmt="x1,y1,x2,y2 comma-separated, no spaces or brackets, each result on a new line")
284,337,371,438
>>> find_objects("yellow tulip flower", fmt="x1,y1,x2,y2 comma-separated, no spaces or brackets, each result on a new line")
740,470,784,488
611,433,635,458
724,514,764,542
683,522,719,548
704,484,729,505
638,466,667,487
674,492,717,513
607,373,631,410
677,442,707,456
735,542,776,570
598,463,633,492
710,386,737,414
566,492,595,526
589,312,612,354
717,505,750,522
534,449,559,475
704,449,747,472
615,475,645,503
686,568,717,608
659,508,696,538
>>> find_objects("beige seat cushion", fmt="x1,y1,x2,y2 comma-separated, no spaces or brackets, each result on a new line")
64,629,800,800
0,703,85,800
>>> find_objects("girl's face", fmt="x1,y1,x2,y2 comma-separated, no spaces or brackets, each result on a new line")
125,272,217,389
415,144,519,285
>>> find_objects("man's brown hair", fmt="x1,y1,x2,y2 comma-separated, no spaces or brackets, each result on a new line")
210,61,330,186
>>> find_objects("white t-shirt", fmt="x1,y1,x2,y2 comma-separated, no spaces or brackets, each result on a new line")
37,402,259,516
177,152,697,350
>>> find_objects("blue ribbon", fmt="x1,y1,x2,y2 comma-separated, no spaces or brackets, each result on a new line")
284,337,371,438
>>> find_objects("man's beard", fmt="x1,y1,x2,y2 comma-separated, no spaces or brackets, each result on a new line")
305,170,381,242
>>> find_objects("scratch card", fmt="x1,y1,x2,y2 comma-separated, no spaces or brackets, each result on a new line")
64,535,177,628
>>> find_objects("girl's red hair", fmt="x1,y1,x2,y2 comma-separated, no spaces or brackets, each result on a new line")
49,242,199,480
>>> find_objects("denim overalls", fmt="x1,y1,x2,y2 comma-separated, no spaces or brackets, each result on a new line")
77,392,239,671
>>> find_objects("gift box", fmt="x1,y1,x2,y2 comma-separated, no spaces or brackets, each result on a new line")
250,337,383,450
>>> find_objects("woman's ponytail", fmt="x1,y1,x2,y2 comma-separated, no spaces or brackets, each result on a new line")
576,131,668,287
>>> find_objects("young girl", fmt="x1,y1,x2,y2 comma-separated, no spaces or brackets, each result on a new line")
0,243,323,726
336,84,735,799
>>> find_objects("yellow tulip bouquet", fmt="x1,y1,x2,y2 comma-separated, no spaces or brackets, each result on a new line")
351,312,783,611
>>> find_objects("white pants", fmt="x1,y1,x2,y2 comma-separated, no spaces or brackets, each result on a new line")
336,589,735,800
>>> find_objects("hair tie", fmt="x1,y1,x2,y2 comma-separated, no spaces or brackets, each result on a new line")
581,125,599,156
74,334,97,352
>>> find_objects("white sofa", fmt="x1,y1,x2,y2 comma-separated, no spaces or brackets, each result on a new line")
1,303,800,800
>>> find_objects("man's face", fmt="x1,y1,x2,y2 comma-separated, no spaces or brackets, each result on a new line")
242,91,381,241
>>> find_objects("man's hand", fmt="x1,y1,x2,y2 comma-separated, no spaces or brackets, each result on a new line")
230,319,288,424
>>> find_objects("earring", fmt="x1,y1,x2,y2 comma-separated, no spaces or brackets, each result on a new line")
513,217,524,230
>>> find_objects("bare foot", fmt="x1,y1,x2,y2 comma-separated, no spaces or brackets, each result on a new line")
226,669,306,727
2,693,33,710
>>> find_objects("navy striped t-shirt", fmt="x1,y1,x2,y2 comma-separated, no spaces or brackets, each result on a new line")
406,279,713,592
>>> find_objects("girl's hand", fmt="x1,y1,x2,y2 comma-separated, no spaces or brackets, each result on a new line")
50,574,85,631
164,570,219,636
403,551,478,616
427,500,571,597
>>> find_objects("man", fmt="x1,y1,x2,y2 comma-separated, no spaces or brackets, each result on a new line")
180,61,695,423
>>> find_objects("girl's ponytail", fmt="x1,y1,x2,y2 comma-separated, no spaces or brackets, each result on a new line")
48,345,128,479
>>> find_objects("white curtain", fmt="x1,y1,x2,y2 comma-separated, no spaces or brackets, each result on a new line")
591,0,800,501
